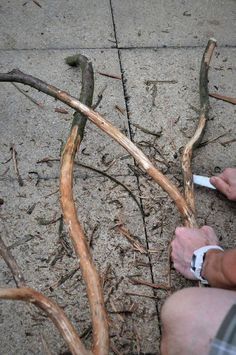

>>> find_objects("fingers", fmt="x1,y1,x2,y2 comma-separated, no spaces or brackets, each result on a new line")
174,226,219,245
210,168,236,201
210,176,230,197
174,227,200,240
214,168,235,182
172,226,220,280
201,226,219,244
221,168,236,183
171,240,197,280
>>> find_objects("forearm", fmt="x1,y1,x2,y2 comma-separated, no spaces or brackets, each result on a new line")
202,249,236,289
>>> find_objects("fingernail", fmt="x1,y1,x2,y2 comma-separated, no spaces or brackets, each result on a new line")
210,177,217,183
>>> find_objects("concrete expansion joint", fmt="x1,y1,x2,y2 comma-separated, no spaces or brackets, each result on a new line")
108,3,160,328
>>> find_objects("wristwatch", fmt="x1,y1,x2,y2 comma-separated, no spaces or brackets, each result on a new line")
190,245,224,284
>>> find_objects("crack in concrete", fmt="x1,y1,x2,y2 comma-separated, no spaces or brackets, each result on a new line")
109,0,162,339
0,45,235,52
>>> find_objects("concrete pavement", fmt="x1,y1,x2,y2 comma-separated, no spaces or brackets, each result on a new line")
0,1,235,354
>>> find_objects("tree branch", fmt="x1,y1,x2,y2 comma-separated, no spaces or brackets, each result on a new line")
0,287,91,355
61,54,109,355
182,38,217,223
0,54,108,354
0,69,195,226
0,229,88,354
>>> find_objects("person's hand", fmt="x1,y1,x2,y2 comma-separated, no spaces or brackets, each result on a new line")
210,168,236,201
171,226,219,280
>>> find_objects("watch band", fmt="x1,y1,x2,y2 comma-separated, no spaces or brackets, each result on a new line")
190,245,224,284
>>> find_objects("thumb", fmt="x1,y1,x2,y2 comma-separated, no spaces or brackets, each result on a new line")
210,176,229,197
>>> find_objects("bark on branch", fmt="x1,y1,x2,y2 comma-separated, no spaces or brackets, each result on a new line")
0,232,88,355
0,54,108,355
0,69,195,226
182,38,217,223
0,40,217,351
61,54,109,354
0,287,90,355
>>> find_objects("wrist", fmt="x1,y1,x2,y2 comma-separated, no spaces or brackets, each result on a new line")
201,249,224,286
190,245,223,284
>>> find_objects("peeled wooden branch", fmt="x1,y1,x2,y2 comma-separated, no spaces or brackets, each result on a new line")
182,39,217,221
0,69,195,226
0,42,219,353
0,288,90,355
61,54,109,355
0,55,108,354
0,232,88,354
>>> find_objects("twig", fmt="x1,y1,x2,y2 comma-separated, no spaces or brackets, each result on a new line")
145,79,178,85
110,300,125,322
55,107,69,114
98,72,121,80
221,138,236,147
209,92,236,105
28,171,40,185
37,157,143,213
125,291,160,300
26,202,37,215
80,325,92,340
182,38,217,222
11,82,43,108
44,188,59,198
92,85,107,110
75,162,142,213
101,263,111,289
8,234,36,250
115,105,125,115
128,277,170,291
116,225,147,254
40,334,53,355
88,224,99,248
10,144,24,186
0,288,90,355
33,0,42,8
198,131,230,148
62,54,109,354
132,123,162,137
0,232,26,287
49,268,79,290
35,215,61,226
0,69,195,225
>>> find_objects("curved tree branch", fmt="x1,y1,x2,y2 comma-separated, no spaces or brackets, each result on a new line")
0,55,108,354
61,54,109,355
0,42,218,353
0,69,196,226
182,38,217,223
0,230,88,354
0,288,91,355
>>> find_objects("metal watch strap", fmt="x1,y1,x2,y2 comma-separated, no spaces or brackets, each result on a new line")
190,245,224,284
